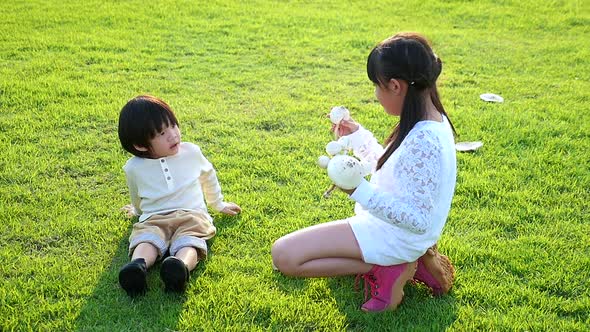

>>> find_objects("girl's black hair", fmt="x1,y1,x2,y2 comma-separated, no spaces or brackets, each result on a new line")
118,95,179,158
367,32,456,170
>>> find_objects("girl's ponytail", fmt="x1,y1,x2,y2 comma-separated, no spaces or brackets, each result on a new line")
376,81,425,170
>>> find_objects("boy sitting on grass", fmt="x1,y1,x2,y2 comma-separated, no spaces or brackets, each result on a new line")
117,95,241,296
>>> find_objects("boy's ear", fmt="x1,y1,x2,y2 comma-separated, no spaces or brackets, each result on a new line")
133,144,149,152
387,79,404,95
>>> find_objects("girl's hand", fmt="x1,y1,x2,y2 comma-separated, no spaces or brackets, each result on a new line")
121,204,136,218
330,118,360,137
220,202,242,216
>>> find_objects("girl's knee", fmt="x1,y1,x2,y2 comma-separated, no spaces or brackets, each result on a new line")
271,238,297,275
270,239,285,266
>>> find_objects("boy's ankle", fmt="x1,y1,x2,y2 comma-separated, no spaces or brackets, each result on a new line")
131,258,147,267
119,258,148,297
160,256,190,293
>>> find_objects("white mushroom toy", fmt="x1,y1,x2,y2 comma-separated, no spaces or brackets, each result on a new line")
318,139,372,198
329,106,351,140
327,155,365,189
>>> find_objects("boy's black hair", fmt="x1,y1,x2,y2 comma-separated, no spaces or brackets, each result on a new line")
118,95,179,158
366,32,456,170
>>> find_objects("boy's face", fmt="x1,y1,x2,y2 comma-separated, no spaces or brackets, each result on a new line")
137,124,181,158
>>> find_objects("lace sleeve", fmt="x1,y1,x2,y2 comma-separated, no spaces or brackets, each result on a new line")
354,130,441,234
348,125,384,166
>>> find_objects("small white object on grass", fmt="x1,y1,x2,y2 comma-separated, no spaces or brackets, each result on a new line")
455,141,484,152
327,155,365,190
480,93,504,103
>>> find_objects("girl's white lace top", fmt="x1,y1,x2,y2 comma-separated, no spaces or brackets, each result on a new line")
348,116,457,251
124,142,226,222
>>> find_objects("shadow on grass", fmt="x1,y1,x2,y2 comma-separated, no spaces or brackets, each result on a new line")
266,271,457,330
269,269,311,294
73,221,208,331
327,276,458,331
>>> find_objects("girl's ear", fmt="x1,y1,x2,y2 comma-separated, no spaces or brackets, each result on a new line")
387,79,405,96
133,144,149,152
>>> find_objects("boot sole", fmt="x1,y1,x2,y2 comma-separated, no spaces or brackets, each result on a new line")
416,253,455,296
386,261,417,310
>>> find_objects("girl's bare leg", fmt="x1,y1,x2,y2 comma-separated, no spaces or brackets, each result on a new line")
271,220,374,277
175,247,199,271
132,242,159,268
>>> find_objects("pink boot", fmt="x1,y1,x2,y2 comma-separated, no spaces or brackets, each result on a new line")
358,262,417,312
413,244,455,296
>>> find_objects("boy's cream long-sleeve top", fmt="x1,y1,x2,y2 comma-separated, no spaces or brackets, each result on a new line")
124,142,226,222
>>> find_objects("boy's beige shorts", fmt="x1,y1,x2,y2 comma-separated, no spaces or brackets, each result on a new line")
128,210,216,260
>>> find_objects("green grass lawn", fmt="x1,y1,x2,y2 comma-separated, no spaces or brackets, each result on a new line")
1,0,589,330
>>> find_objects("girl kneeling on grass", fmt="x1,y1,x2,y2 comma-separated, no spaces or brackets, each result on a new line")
117,95,241,297
272,32,456,312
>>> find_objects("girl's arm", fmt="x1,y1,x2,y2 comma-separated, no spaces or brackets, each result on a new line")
350,130,441,234
347,124,384,166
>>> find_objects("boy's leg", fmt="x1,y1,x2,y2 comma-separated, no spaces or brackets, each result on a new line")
160,249,193,292
161,211,215,292
271,220,374,277
120,242,159,297
159,247,197,293
175,246,199,271
132,242,159,267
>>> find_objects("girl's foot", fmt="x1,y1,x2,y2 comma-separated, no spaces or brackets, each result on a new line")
119,258,148,297
359,262,417,312
160,256,189,292
413,244,454,296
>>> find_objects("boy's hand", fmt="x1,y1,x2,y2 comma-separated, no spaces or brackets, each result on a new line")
220,202,242,216
121,204,136,218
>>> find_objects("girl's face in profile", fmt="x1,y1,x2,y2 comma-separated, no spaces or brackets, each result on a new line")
146,124,181,158
374,82,403,116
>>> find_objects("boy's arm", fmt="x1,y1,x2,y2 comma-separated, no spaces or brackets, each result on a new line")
195,147,226,212
124,167,141,217
199,168,226,212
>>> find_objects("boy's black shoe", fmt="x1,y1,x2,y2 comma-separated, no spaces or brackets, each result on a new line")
160,256,189,293
119,258,148,297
